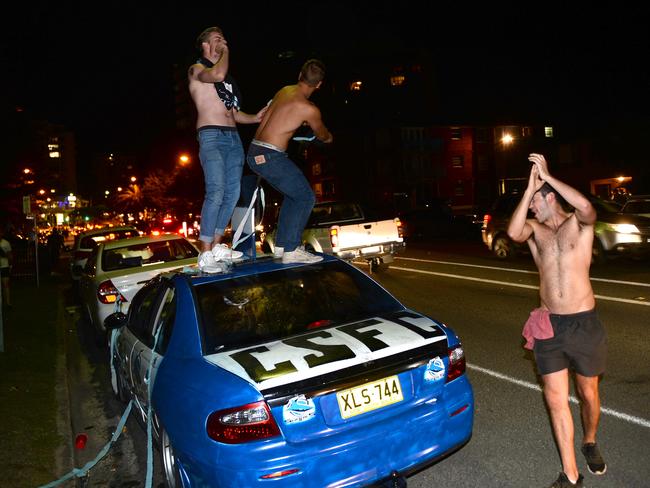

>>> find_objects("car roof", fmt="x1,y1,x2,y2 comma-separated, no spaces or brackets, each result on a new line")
162,252,341,285
99,233,193,250
78,226,138,237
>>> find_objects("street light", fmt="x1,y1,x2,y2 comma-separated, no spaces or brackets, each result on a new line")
501,133,514,146
178,153,191,167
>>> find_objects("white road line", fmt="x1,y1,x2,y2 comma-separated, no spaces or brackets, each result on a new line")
390,265,650,306
396,257,650,288
467,363,650,429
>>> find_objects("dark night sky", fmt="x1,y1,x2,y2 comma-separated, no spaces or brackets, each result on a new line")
2,2,649,159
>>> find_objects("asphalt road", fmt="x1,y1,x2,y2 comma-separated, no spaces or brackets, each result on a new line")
62,239,650,487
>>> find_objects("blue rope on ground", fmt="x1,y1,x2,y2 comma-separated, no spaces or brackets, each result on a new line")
37,400,134,488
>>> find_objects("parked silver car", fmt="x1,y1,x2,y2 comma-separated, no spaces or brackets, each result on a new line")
481,193,650,264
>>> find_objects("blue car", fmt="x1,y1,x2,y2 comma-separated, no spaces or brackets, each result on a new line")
106,254,473,487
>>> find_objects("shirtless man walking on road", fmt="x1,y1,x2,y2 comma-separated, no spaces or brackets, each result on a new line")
508,153,607,488
246,59,333,264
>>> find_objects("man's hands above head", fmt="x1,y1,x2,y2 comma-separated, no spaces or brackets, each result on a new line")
527,161,545,195
528,153,551,182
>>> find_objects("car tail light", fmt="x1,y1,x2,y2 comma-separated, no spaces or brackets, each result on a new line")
330,227,339,247
395,217,404,238
446,345,466,383
151,230,161,236
207,401,280,444
97,280,127,305
482,214,491,228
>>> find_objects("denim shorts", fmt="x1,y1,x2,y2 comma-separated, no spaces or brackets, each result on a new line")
533,309,607,377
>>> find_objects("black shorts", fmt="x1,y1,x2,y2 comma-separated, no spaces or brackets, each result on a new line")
533,309,607,377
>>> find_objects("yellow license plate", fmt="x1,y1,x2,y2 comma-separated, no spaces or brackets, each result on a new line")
336,375,403,419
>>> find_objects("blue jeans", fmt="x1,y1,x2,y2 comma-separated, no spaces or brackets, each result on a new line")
246,144,315,252
197,127,244,243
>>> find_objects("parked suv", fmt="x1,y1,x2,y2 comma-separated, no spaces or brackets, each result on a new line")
481,193,650,263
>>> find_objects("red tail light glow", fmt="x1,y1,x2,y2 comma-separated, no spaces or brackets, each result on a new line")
260,469,300,479
446,345,466,383
395,217,403,238
482,214,491,227
207,401,280,444
97,280,127,304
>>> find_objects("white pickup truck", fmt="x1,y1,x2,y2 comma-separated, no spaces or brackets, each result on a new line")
262,201,405,271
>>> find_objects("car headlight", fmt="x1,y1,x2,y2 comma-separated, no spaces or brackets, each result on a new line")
610,223,639,234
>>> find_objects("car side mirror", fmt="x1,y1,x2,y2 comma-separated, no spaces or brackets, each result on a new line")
104,312,128,330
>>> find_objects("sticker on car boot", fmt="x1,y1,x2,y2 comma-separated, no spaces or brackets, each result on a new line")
424,356,445,382
282,394,316,424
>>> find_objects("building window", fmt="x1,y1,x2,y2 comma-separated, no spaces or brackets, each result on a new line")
349,80,362,91
544,126,554,138
475,128,488,143
454,181,465,196
451,128,462,140
390,75,405,86
451,156,464,168
313,183,323,197
477,155,489,172
522,126,531,137
312,163,321,176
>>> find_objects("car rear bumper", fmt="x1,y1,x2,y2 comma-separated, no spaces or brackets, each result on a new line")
335,241,406,261
180,376,473,487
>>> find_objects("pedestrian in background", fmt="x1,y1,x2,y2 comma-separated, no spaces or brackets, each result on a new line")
246,59,333,264
0,226,13,308
507,154,607,488
188,26,268,272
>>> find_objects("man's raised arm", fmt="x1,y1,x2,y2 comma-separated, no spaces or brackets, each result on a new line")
529,153,596,225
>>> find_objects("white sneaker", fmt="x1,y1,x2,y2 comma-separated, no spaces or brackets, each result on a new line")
273,246,284,258
198,251,225,273
212,243,244,260
282,247,323,264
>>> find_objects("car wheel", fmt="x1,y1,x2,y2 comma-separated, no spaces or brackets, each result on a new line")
160,427,183,488
369,258,390,273
592,238,607,265
492,234,513,259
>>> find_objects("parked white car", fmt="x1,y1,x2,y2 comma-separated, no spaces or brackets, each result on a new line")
78,234,199,343
70,226,140,281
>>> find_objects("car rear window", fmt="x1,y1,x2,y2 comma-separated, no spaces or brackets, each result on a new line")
102,238,198,271
308,203,364,225
194,260,404,354
80,229,139,250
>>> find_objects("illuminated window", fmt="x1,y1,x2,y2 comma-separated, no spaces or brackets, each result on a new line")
451,156,464,168
390,75,405,86
313,183,323,197
312,163,321,176
49,151,61,158
349,80,362,91
544,126,554,138
451,128,462,140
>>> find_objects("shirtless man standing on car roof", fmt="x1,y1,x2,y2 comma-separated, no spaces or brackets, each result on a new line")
245,59,333,265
